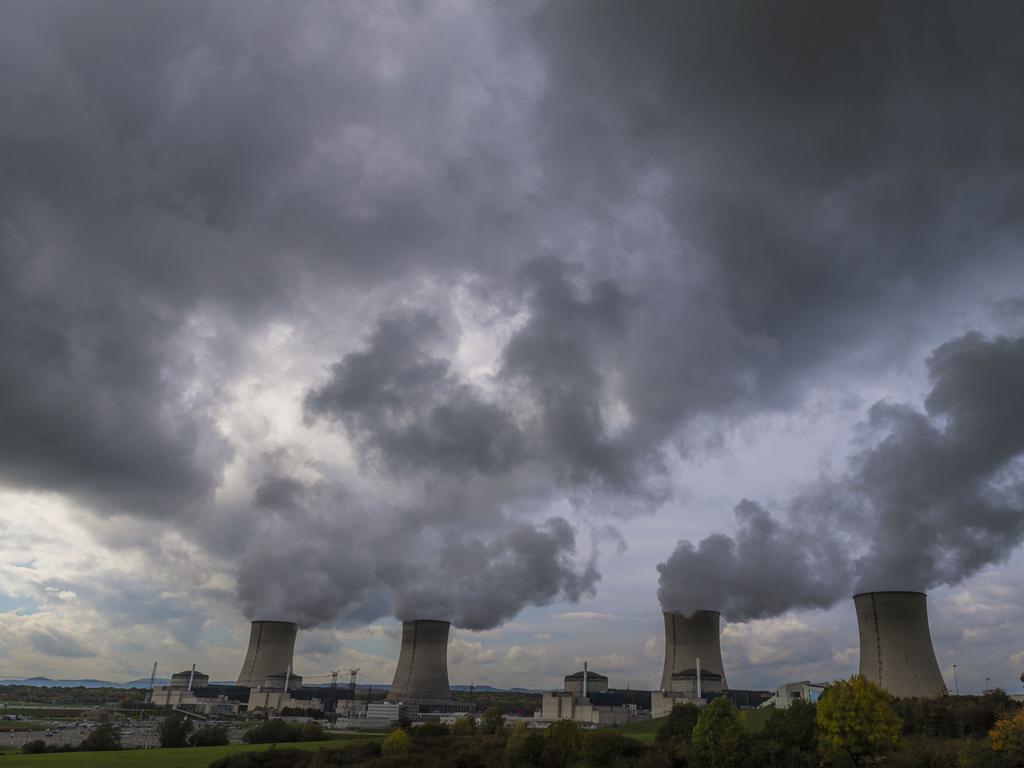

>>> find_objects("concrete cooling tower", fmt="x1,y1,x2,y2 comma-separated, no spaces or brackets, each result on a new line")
854,591,947,699
660,610,728,695
236,620,298,688
387,619,452,703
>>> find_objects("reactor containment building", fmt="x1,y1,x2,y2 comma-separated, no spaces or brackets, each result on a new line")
854,591,947,699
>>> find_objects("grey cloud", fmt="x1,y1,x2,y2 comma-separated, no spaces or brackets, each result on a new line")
305,312,524,476
28,628,95,659
232,479,597,630
4,0,1024,642
658,333,1024,620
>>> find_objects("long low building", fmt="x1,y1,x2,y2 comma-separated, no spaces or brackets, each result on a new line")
539,667,651,727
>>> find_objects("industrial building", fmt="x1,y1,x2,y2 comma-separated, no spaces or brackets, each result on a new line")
759,681,825,709
147,669,250,714
652,610,726,716
387,619,462,710
539,664,651,727
854,591,947,699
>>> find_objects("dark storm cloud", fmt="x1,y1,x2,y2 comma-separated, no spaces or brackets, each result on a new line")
533,0,1024,400
3,0,1024,636
658,333,1024,620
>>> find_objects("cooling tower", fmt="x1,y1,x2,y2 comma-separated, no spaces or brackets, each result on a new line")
387,619,452,703
854,591,947,699
236,620,298,688
660,610,728,694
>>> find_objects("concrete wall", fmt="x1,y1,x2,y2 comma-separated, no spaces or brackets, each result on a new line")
236,620,299,688
388,619,452,703
855,591,947,699
660,610,728,693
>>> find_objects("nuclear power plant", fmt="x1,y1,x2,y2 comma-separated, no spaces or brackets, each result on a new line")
854,591,947,699
236,620,299,687
143,589,961,725
387,619,453,705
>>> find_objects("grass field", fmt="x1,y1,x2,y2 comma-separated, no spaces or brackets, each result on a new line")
0,733,383,768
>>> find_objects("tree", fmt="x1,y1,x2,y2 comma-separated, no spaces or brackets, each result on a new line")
989,709,1024,764
761,700,818,768
80,722,122,751
479,706,506,735
543,719,583,767
21,740,48,754
159,711,194,747
580,729,643,768
816,676,901,767
690,697,744,768
382,727,412,756
191,724,231,747
504,723,544,768
656,701,701,746
450,715,477,735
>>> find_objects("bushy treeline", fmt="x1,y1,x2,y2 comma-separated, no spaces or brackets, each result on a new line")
243,718,328,744
205,680,1024,768
0,683,145,708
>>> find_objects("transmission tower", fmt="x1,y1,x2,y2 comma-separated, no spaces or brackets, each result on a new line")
349,667,360,695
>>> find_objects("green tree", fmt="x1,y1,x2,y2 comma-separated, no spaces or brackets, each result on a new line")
243,718,300,744
580,729,643,768
159,711,194,747
543,719,584,767
381,726,412,755
690,697,744,768
990,709,1024,764
450,715,477,735
504,723,545,768
762,700,818,768
79,722,122,751
816,676,902,767
20,740,48,754
480,706,506,735
190,724,230,747
656,701,701,746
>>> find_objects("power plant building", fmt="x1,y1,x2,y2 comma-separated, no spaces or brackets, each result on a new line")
854,591,947,699
540,665,651,727
652,610,727,716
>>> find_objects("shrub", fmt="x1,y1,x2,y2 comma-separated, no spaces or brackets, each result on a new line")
160,711,194,747
21,739,48,754
657,702,701,746
759,699,818,768
244,718,300,744
191,724,231,746
382,727,412,756
817,676,901,767
79,722,122,751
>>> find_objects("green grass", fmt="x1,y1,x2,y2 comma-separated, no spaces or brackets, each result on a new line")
0,734,382,768
616,717,664,743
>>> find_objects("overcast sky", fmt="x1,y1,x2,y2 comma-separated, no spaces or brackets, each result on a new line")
1,0,1023,694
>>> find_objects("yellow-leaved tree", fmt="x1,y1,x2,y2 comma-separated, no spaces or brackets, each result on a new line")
989,709,1024,763
816,675,902,766
381,727,411,756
